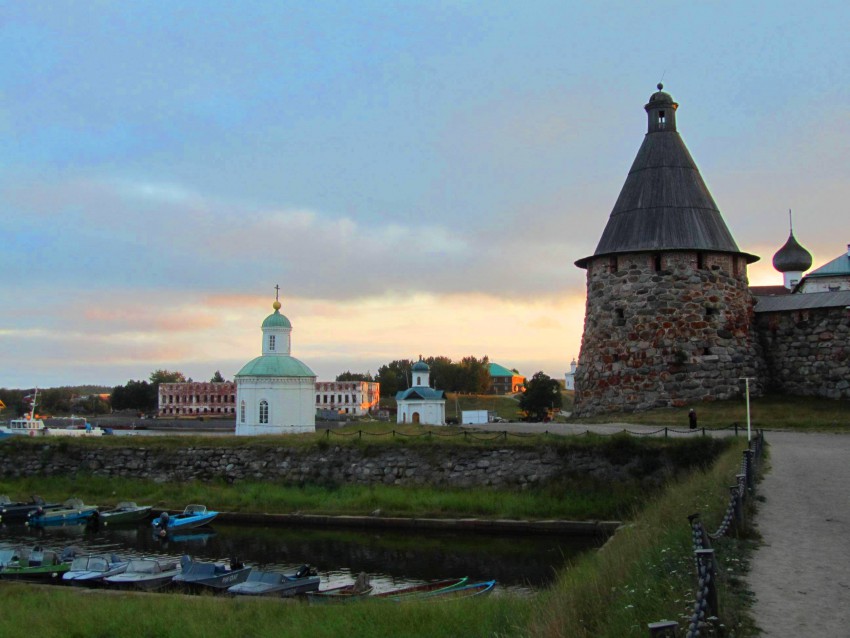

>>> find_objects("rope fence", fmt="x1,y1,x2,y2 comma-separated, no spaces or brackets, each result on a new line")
648,430,764,637
322,423,751,442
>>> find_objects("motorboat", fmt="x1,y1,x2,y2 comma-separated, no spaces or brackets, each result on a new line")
152,504,218,536
419,579,496,600
28,498,98,526
172,555,251,591
0,546,73,583
98,502,152,526
104,557,182,591
62,553,129,586
227,565,320,597
0,495,61,524
0,390,103,438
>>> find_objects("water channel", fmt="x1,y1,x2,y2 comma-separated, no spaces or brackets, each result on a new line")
0,519,604,595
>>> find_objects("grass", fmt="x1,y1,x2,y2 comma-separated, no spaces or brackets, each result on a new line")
0,438,758,637
526,441,760,637
573,393,850,431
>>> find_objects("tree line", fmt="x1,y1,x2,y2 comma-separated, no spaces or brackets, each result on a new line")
337,355,492,397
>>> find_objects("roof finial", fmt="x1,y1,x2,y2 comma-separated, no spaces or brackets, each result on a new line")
788,209,793,234
657,82,663,91
273,284,281,311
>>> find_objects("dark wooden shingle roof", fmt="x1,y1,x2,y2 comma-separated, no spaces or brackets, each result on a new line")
576,88,758,268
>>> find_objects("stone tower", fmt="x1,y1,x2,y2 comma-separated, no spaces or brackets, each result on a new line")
573,86,761,416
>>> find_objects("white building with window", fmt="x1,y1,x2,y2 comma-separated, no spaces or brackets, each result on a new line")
396,360,446,425
235,295,316,435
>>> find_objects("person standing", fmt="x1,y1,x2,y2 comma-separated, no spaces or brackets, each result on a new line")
688,409,698,430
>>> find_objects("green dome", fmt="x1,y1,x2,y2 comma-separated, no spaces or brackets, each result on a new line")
262,309,292,329
412,361,430,372
235,355,315,378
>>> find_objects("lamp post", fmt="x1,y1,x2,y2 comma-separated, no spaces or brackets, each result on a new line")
739,377,755,442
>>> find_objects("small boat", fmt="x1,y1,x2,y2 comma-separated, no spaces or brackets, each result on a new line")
307,572,373,603
227,565,320,597
373,577,469,600
62,553,129,586
98,502,152,526
0,546,74,583
104,557,182,591
152,504,218,536
172,555,251,591
0,547,23,568
0,390,103,438
0,495,61,524
28,498,98,526
420,579,496,600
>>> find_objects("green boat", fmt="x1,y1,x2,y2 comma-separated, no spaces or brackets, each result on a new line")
98,502,152,526
0,547,72,583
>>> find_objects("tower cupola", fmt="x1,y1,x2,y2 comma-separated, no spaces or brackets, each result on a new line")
646,83,678,133
772,212,812,289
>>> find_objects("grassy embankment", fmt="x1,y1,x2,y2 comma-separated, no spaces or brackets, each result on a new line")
0,431,727,521
0,437,755,637
573,393,849,431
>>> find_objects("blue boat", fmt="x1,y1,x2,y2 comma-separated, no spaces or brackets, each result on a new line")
27,498,98,527
152,504,218,536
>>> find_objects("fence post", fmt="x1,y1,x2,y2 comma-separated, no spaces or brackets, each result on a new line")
702,426,706,436
359,430,362,440
733,422,738,436
647,620,679,637
688,513,711,550
744,449,754,491
695,548,719,618
731,484,744,531
665,427,668,438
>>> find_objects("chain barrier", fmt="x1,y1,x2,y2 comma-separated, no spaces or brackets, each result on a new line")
648,430,764,637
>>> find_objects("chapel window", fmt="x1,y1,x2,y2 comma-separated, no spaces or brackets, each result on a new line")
269,335,276,351
259,400,269,424
240,401,245,423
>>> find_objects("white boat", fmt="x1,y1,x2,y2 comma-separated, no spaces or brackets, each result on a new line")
104,557,182,591
0,390,104,438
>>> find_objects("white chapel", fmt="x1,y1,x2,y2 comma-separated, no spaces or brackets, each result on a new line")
235,290,316,435
395,360,446,425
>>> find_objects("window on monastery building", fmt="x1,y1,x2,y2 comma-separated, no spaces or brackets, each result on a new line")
653,254,662,271
338,395,342,403
658,110,665,129
345,395,349,403
330,395,334,403
316,395,320,404
609,256,618,273
240,401,245,423
259,400,269,424
697,253,705,269
269,335,276,351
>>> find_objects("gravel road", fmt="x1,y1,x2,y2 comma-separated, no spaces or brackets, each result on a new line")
747,431,850,636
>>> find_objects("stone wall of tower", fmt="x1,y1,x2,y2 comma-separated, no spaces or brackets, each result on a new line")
755,306,850,399
574,250,762,416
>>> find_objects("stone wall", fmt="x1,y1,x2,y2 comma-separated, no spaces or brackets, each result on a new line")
755,306,850,399
0,442,696,489
575,250,762,416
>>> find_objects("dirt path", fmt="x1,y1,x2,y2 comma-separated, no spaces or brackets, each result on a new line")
747,431,850,636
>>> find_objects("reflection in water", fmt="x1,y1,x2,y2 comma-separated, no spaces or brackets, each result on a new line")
0,521,602,595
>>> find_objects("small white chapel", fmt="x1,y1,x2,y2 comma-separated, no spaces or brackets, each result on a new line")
235,288,316,435
395,359,446,425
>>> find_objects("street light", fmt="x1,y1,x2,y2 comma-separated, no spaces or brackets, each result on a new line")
739,378,755,442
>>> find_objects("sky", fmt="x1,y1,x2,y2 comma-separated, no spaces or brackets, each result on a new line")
2,1,849,389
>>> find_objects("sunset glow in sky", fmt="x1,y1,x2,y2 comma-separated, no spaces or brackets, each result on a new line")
2,2,849,388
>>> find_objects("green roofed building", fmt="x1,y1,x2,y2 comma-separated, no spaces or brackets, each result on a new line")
235,292,316,435
488,363,526,395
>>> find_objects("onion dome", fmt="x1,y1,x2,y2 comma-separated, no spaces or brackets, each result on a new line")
261,299,292,329
772,230,812,273
411,360,430,372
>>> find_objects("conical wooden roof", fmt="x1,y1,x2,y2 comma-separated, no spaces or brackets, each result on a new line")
576,86,757,267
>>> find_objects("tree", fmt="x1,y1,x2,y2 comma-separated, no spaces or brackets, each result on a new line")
211,370,226,383
336,371,374,382
110,380,156,412
518,372,562,421
376,359,413,397
149,369,186,384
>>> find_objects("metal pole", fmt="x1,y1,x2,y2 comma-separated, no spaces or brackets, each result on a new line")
739,377,754,442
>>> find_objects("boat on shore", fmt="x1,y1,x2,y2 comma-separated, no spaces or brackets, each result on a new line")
28,498,98,527
0,390,105,438
0,546,74,583
227,565,320,597
62,553,129,586
152,504,218,535
104,557,182,591
98,502,152,526
420,579,496,600
307,572,372,603
172,555,251,591
373,577,469,600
